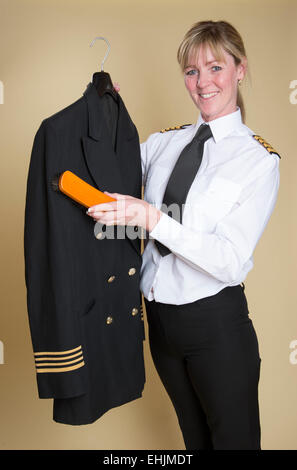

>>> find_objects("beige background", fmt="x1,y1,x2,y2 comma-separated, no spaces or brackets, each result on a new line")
0,0,296,450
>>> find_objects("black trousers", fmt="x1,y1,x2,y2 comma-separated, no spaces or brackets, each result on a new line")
144,284,261,450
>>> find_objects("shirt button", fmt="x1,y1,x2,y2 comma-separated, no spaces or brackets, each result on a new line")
128,268,136,276
151,287,154,293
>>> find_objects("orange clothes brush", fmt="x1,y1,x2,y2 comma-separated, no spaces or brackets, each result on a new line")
52,170,116,208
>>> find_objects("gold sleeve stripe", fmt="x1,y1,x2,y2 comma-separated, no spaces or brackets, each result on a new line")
36,356,84,368
34,345,82,357
36,360,85,374
35,351,83,362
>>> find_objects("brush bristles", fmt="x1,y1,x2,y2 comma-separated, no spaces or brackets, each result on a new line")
51,173,61,192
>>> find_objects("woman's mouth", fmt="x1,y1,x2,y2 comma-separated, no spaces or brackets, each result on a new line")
199,92,219,100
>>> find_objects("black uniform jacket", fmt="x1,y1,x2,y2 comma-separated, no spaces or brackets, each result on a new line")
24,82,146,425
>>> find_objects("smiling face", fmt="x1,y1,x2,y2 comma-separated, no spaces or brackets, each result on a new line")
184,43,246,122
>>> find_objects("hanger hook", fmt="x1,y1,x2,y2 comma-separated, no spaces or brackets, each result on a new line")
89,36,111,72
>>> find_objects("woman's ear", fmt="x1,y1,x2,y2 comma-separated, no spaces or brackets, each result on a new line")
238,56,248,81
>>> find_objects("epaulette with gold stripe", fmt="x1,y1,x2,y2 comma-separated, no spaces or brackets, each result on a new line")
160,124,192,133
34,345,85,373
253,135,281,159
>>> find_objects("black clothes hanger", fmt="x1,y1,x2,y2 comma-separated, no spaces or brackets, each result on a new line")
90,36,117,99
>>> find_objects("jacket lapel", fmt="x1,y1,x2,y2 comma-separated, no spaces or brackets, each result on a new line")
82,83,126,194
115,94,141,196
82,82,141,256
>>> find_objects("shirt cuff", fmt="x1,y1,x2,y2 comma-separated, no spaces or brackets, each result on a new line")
149,213,201,252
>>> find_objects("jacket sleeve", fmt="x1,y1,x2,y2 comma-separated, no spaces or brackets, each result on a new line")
24,120,87,399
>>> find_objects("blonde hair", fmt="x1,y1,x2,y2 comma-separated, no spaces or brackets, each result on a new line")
177,20,247,122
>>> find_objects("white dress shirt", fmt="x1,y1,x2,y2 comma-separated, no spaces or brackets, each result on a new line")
140,107,280,305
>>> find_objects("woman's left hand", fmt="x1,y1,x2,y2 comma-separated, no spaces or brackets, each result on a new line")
86,192,162,232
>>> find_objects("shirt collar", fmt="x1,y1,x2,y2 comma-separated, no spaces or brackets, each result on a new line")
194,107,243,143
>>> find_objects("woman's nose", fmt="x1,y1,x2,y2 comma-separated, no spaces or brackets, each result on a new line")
196,71,209,89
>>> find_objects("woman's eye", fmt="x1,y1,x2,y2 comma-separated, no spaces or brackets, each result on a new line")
212,65,222,72
185,69,198,76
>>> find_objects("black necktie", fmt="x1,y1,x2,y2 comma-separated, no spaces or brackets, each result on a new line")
155,123,213,257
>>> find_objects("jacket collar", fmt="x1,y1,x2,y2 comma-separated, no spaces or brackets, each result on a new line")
83,82,106,141
83,82,136,142
81,82,142,257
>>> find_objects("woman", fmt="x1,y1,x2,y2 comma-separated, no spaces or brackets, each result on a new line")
87,20,280,450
